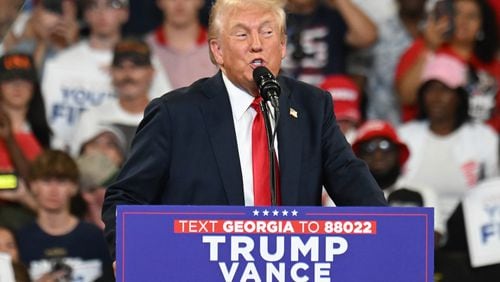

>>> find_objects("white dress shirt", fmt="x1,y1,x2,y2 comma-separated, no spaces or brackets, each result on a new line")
222,73,278,206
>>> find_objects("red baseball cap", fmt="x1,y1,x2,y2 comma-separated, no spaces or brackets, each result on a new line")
320,75,361,124
352,120,410,166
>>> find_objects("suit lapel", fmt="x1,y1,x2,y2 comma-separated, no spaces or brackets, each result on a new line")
200,72,245,205
277,77,303,205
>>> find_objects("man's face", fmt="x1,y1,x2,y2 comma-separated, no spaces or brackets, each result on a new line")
209,4,286,95
358,138,399,176
111,60,154,100
84,0,128,37
31,179,77,213
157,0,203,28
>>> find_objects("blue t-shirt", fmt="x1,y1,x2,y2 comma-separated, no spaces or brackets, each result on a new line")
281,4,348,86
17,221,114,282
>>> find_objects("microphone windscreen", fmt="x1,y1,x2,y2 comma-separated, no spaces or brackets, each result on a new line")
253,66,274,87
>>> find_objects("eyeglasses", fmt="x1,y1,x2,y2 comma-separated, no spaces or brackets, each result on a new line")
359,139,396,155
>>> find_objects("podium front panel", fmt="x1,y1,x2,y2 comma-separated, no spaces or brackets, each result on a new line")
117,206,433,282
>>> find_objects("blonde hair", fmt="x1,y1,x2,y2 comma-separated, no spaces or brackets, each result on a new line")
207,0,287,64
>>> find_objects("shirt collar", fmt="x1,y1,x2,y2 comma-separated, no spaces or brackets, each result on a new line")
154,25,208,47
222,72,255,122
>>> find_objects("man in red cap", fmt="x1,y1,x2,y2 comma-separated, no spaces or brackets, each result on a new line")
352,120,444,245
352,120,409,193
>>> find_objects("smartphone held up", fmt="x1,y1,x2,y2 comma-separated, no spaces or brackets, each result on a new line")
0,173,18,190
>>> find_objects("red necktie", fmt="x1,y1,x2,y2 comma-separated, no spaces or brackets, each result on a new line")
251,97,280,206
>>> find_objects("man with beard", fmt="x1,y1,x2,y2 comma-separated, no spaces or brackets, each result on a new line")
352,119,443,239
42,0,171,151
71,37,155,157
352,120,409,193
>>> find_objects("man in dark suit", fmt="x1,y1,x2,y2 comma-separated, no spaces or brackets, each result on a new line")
102,0,386,259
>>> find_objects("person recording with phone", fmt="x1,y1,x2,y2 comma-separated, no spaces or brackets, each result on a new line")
0,53,52,229
102,0,386,261
2,0,79,74
396,0,499,129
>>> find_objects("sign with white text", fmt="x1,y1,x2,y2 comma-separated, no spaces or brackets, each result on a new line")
116,206,433,282
463,178,500,267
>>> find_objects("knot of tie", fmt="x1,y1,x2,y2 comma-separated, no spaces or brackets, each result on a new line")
251,97,263,112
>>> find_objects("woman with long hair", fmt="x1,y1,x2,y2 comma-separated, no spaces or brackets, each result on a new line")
0,53,52,228
0,53,51,177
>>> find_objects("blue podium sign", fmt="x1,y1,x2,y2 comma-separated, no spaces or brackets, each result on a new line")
116,206,433,282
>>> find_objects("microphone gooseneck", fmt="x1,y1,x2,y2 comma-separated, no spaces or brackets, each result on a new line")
252,66,281,206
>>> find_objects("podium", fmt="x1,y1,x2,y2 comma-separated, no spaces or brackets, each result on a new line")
116,206,433,282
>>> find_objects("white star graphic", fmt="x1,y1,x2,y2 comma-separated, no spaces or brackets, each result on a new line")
291,210,298,216
282,210,289,216
253,209,259,216
263,209,270,216
272,209,279,216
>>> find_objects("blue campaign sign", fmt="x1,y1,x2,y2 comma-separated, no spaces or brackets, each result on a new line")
116,206,433,282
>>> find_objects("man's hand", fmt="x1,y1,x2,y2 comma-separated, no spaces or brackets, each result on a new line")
35,270,69,282
30,0,79,48
423,15,452,50
50,0,79,48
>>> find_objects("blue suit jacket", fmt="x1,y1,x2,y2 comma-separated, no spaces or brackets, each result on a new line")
102,72,386,256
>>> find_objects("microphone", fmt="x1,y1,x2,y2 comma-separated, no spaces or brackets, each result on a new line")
253,66,280,109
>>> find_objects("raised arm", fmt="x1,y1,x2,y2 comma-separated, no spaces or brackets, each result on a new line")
328,0,378,48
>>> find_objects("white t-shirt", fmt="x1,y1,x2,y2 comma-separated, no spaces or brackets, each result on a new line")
70,100,144,157
351,0,397,24
42,40,171,150
398,121,499,235
411,132,467,226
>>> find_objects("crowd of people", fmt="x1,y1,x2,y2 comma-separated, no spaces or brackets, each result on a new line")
0,0,499,281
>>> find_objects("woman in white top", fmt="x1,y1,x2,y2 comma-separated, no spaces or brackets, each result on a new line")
398,54,499,244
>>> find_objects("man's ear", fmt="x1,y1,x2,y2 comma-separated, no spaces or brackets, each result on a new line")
280,36,287,60
118,8,130,25
209,39,224,66
69,183,78,197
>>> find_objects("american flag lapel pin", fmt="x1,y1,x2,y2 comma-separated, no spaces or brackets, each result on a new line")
289,108,298,119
